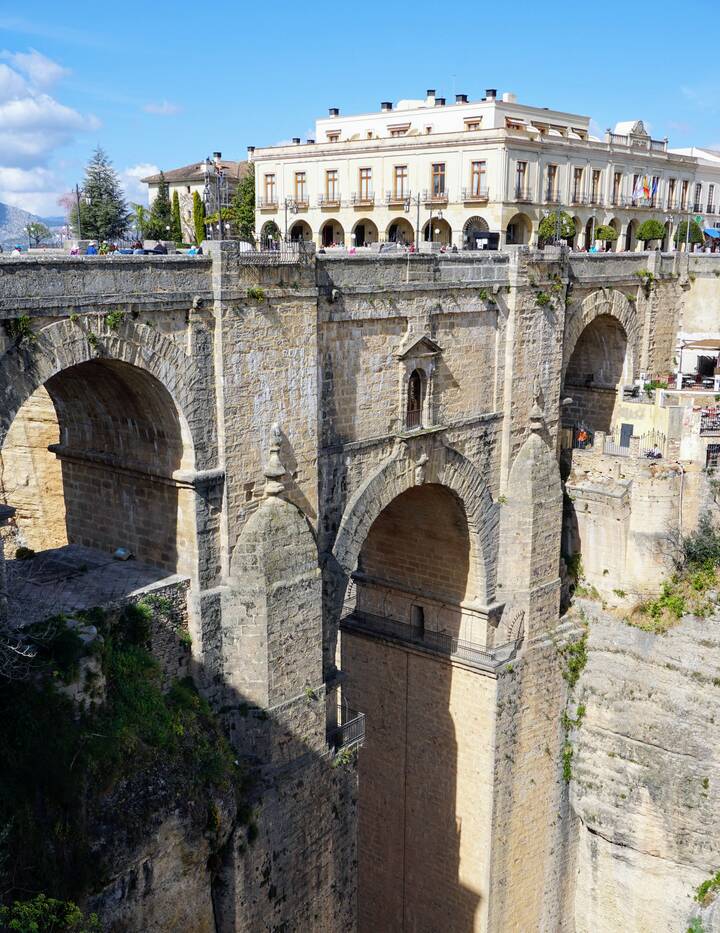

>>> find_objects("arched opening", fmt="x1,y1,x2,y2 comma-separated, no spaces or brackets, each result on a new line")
505,212,532,245
352,218,378,247
386,217,414,246
340,483,485,932
662,219,672,251
260,220,281,248
406,368,426,430
289,219,312,242
1,357,196,623
463,215,490,250
422,217,452,245
584,217,595,250
572,215,583,250
624,219,638,252
563,314,631,437
320,218,345,247
607,217,620,252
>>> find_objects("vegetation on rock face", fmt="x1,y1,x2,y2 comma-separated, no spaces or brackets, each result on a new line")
0,602,240,909
695,869,720,905
0,894,100,932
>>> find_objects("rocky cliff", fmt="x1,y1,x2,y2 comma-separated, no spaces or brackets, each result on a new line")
570,607,720,933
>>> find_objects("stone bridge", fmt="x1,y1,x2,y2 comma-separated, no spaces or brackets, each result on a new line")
0,245,703,931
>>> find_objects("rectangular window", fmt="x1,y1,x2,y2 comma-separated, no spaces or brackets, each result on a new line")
393,165,408,198
515,161,527,197
294,171,306,203
572,167,583,202
612,171,622,204
668,178,676,207
431,163,446,196
681,180,689,209
464,117,482,131
709,184,715,211
471,160,487,197
326,169,338,200
695,182,703,210
546,164,558,200
359,167,372,199
707,444,720,469
591,169,601,202
264,173,276,203
327,131,340,142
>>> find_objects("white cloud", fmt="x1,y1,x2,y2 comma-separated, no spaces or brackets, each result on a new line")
0,49,98,214
143,100,181,116
120,162,159,206
1,48,69,87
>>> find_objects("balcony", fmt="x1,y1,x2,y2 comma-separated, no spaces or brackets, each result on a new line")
326,705,365,752
621,195,657,209
423,188,449,205
386,189,411,205
606,132,668,152
693,201,703,213
514,186,532,202
708,203,716,214
257,196,278,211
570,191,583,205
350,191,375,207
701,413,720,435
665,198,678,210
544,190,561,204
461,186,489,203
340,608,522,671
588,194,604,206
318,193,341,209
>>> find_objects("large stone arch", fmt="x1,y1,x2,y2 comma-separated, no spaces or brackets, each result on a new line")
333,439,499,606
0,315,210,468
563,288,638,381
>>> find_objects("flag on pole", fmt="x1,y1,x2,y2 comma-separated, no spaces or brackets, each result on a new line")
643,176,650,199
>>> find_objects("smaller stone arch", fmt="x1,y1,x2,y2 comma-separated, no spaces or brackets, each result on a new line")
319,218,345,247
260,220,281,246
289,219,312,242
422,218,452,245
386,217,414,245
563,288,638,379
463,216,490,250
333,440,499,607
351,218,378,246
506,212,532,245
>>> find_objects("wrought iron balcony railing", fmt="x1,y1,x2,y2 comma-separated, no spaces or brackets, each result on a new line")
386,189,411,204
326,705,365,752
514,186,532,202
257,197,278,209
422,189,449,203
318,193,342,207
350,192,375,205
461,186,489,202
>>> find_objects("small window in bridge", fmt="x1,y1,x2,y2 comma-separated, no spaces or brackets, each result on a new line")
406,369,426,430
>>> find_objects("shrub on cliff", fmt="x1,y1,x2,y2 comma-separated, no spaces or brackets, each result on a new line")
683,514,720,569
0,894,100,932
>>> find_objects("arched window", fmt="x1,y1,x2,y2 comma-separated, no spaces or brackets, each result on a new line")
406,369,426,429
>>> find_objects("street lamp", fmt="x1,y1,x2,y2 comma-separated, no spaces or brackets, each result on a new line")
203,154,227,240
284,197,298,240
403,194,421,249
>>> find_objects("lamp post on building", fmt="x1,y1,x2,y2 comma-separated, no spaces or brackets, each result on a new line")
203,153,226,240
284,197,298,240
403,194,421,249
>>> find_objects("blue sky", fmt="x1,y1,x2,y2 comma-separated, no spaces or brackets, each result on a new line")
1,1,719,215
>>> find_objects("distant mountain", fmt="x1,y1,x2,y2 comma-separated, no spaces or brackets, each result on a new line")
39,215,66,228
0,201,42,250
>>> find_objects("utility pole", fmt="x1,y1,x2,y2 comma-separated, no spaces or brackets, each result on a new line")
75,184,83,240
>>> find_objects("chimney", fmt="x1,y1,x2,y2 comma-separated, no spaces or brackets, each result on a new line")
328,107,339,116
435,97,446,106
247,145,255,158
306,138,315,144
213,151,222,163
502,92,517,103
381,101,393,112
485,88,497,101
455,94,468,103
292,137,301,144
426,88,436,105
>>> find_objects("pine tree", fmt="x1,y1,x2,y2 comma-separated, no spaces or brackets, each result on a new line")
171,191,182,244
70,147,130,241
145,172,173,240
228,164,255,241
192,190,206,245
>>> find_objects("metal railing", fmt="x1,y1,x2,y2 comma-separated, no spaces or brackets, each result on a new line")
603,428,667,457
422,189,449,203
238,242,315,264
327,705,365,751
350,192,375,205
693,202,703,213
385,189,411,203
317,194,342,207
514,186,532,202
621,195,657,208
341,608,521,669
461,186,489,201
708,203,716,214
544,191,561,204
405,408,422,429
257,197,278,209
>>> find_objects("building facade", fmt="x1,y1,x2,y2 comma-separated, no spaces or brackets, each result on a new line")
143,155,248,242
251,89,720,251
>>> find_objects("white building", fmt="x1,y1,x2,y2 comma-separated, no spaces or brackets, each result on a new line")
250,89,720,251
142,155,248,242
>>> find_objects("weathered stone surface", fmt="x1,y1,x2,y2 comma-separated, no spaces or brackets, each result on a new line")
572,610,720,933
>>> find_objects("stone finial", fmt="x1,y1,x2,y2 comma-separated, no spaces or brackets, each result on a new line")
263,422,286,497
529,376,545,432
414,452,429,485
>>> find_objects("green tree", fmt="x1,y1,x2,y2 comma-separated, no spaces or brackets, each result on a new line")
130,203,148,239
537,211,575,245
675,220,704,248
595,224,619,247
70,147,130,241
228,163,255,241
171,190,182,244
192,190,206,245
145,171,172,240
637,219,666,247
0,894,101,932
25,222,51,247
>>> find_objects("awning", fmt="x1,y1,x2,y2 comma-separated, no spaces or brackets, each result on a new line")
681,338,720,350
704,228,720,238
